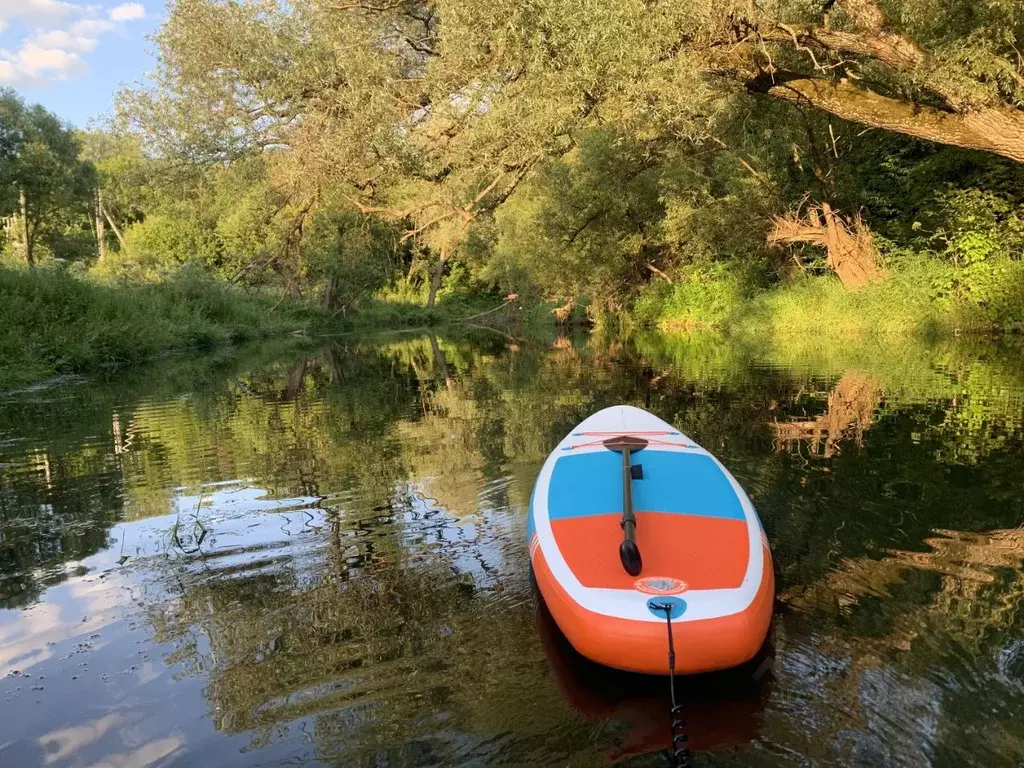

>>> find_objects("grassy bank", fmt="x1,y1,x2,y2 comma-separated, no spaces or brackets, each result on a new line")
0,267,326,389
0,268,550,390
629,257,1024,346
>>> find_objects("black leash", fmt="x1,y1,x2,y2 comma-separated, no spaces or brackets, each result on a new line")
653,602,692,768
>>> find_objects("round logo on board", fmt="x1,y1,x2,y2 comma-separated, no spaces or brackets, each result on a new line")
634,576,688,595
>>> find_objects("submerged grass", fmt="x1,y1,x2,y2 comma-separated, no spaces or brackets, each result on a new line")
0,267,325,389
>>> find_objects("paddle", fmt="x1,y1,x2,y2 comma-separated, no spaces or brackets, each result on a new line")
602,435,648,576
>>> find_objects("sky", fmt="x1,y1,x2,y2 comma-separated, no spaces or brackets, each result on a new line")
0,0,161,127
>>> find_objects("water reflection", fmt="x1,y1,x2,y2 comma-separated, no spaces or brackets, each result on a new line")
1,331,1023,766
535,600,771,762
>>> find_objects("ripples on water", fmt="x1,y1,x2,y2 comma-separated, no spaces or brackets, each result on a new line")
1,332,1024,767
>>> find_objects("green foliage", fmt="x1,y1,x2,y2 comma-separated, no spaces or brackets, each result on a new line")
629,251,1024,343
491,130,672,307
631,261,763,332
0,266,323,389
118,212,220,274
9,0,1024,348
89,0,1024,329
0,89,96,265
303,209,401,309
929,186,1024,263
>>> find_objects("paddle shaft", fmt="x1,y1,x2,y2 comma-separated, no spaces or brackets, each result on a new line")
602,434,646,576
621,447,636,542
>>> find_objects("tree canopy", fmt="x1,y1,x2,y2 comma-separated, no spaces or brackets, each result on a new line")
0,90,96,266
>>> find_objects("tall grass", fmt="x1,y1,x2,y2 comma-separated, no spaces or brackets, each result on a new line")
630,257,1024,346
0,267,323,389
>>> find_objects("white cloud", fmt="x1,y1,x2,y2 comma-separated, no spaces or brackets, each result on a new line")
0,0,78,25
70,18,115,36
0,42,87,85
32,29,98,52
38,714,123,766
108,2,144,22
0,0,147,87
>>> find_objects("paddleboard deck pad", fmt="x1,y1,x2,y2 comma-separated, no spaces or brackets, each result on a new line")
529,405,774,675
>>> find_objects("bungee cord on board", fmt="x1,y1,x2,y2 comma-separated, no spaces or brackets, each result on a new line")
652,601,692,768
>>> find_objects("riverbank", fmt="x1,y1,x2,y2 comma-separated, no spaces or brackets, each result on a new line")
7,256,1020,391
629,257,1024,344
0,268,526,390
0,268,329,390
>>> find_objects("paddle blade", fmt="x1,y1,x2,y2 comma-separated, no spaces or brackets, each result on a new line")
620,539,643,576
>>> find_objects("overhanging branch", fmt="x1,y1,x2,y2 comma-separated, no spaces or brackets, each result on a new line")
747,72,1024,163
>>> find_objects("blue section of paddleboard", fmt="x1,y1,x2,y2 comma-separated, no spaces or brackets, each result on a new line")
547,449,744,521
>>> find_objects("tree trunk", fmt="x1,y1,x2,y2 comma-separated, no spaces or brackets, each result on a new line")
272,259,303,299
19,186,33,267
757,23,924,73
95,189,107,262
101,205,129,255
768,201,885,287
428,333,455,391
770,372,880,457
320,276,336,310
426,246,450,309
718,0,1024,164
283,359,307,401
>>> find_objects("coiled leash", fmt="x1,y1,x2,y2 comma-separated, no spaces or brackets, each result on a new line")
652,601,692,768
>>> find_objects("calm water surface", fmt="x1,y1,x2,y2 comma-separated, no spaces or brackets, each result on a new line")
1,331,1023,767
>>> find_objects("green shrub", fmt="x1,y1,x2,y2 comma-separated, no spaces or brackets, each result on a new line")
631,261,762,332
0,266,321,389
629,252,1024,345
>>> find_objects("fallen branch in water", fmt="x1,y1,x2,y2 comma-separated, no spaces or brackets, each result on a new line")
461,293,518,321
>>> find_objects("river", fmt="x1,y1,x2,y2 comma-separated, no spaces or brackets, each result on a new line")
1,330,1023,767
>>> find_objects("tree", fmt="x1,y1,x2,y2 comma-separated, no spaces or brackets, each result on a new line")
437,0,1024,162
491,130,671,308
0,90,96,266
116,0,1024,308
733,0,1024,163
80,131,154,259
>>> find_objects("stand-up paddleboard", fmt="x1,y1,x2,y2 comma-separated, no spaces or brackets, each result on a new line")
528,405,774,675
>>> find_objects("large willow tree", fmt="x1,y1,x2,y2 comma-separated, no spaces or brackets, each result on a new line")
121,0,1024,300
